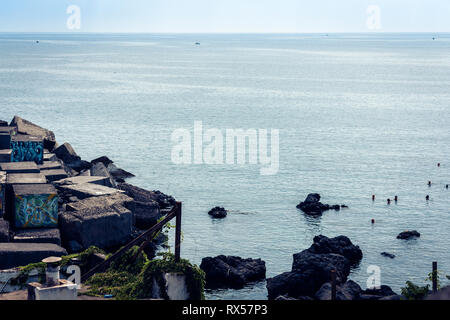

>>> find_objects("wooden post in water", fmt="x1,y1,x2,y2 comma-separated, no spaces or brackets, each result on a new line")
175,201,182,262
432,261,438,293
331,269,337,300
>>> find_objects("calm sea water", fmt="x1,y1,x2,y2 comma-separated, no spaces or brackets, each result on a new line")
1,33,450,300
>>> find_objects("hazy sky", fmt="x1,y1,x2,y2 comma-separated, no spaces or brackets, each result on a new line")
0,0,449,33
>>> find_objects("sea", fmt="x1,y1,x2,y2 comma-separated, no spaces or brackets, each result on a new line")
1,33,450,299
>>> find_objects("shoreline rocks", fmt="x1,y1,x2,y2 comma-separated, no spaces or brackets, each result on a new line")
267,235,363,300
208,207,227,219
296,193,344,215
397,230,420,240
200,255,266,289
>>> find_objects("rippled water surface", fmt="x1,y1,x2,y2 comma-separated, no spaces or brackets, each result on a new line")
1,33,450,299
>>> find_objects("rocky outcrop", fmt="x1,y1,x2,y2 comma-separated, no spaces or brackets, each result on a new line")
200,255,266,289
267,235,363,300
117,183,175,209
306,235,363,264
54,142,91,172
397,230,420,240
296,193,343,215
208,207,227,219
315,280,362,300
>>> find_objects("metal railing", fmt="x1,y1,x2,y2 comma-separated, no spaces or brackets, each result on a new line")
81,201,182,283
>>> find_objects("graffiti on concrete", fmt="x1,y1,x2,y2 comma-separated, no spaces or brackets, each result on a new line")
11,141,44,164
15,193,59,228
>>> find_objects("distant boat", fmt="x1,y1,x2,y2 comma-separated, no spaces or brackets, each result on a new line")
195,42,200,45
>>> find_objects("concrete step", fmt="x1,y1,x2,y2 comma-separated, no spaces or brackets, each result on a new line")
0,243,67,270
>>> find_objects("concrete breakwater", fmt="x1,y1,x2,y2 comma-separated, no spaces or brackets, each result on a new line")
0,116,177,282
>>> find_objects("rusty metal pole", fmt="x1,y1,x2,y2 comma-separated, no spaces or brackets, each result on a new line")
175,201,182,262
331,269,337,300
432,261,438,293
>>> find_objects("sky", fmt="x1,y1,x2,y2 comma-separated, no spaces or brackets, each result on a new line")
0,0,449,33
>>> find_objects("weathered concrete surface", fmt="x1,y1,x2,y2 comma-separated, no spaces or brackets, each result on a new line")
10,116,56,151
42,169,68,182
54,175,114,188
57,183,124,200
117,183,175,209
0,162,39,174
0,243,67,269
59,203,133,251
43,152,58,162
13,228,61,246
38,161,63,171
28,279,78,300
6,173,46,185
90,162,116,187
65,193,133,212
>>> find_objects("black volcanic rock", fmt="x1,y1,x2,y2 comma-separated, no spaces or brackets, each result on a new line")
267,235,363,300
397,230,420,240
208,206,227,219
200,255,266,289
315,280,362,300
308,235,363,263
296,193,342,215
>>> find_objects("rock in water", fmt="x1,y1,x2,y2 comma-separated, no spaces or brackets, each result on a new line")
397,230,420,240
381,252,396,259
208,206,227,218
296,193,342,215
308,235,363,263
267,235,363,300
200,255,266,289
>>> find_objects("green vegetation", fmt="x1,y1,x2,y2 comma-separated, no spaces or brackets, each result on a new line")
85,249,205,300
9,246,106,288
401,270,450,300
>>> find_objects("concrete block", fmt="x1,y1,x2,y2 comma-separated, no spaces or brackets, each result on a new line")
38,161,62,171
65,193,133,212
0,243,67,269
0,161,40,174
42,169,68,182
53,175,114,187
10,116,56,151
0,149,12,162
13,184,59,229
10,134,44,164
58,183,123,200
90,162,116,187
43,152,58,162
13,228,61,246
59,203,132,250
28,279,77,300
6,173,46,185
0,126,17,135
